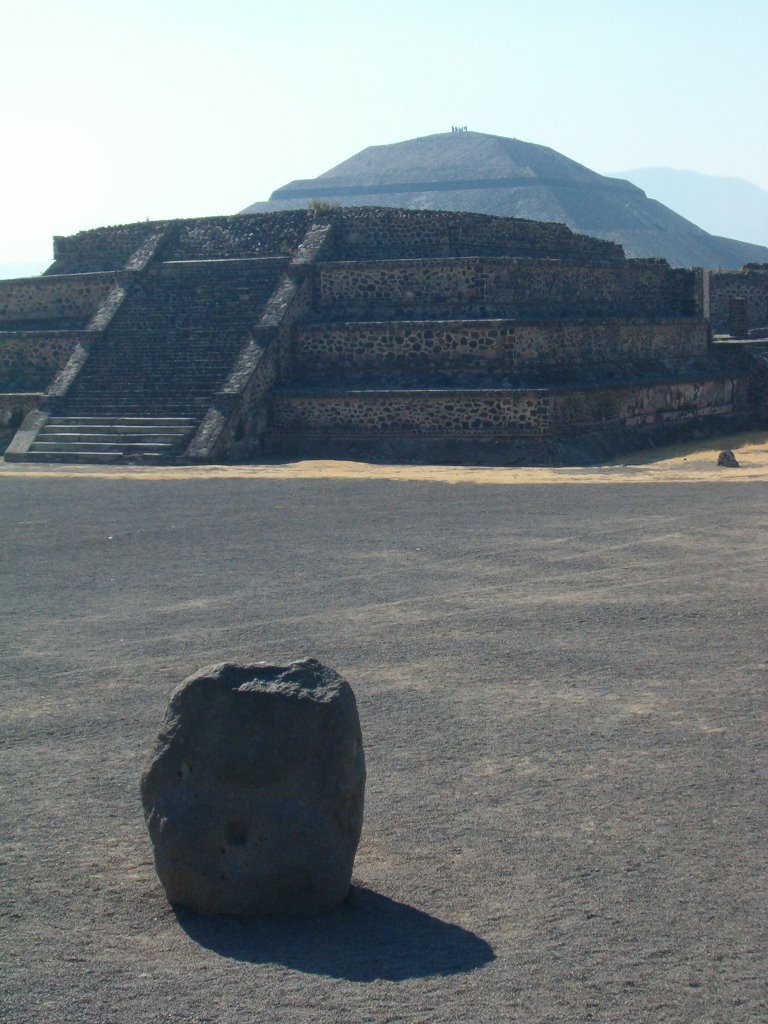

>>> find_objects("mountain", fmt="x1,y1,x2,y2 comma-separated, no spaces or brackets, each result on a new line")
243,131,768,270
609,168,768,249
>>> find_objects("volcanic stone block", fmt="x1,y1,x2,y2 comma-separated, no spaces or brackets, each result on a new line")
140,659,366,916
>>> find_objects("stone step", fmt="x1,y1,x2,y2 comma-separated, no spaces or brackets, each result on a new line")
18,450,128,464
16,414,200,464
275,386,544,397
39,429,191,442
62,399,209,409
43,416,197,427
63,395,212,401
61,412,204,419
63,404,214,413
71,373,232,381
31,440,179,454
68,377,229,386
53,261,285,428
42,424,196,433
70,370,232,377
70,358,235,365
36,430,188,444
62,409,207,418
31,438,179,450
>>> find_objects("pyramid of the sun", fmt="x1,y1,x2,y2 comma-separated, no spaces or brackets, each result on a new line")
245,131,768,271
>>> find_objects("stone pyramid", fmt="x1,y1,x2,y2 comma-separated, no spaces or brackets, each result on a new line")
244,131,768,270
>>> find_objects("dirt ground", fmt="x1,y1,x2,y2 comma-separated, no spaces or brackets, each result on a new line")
1,434,767,1023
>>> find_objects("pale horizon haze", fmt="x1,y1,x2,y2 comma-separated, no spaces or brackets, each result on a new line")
2,0,767,276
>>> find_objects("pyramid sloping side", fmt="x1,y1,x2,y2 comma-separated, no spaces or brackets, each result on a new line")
314,132,602,186
242,132,768,270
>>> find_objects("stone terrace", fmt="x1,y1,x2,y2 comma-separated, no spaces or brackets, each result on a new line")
2,207,760,465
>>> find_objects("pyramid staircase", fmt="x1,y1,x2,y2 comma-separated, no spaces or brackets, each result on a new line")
16,258,286,463
21,416,199,464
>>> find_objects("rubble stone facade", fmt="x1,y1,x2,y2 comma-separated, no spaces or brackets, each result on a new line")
0,208,761,465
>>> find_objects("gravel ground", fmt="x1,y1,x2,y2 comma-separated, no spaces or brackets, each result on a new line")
1,472,766,1023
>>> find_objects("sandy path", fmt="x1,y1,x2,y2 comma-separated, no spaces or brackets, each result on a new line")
2,431,767,485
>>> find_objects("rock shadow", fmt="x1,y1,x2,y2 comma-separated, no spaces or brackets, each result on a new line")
175,885,495,981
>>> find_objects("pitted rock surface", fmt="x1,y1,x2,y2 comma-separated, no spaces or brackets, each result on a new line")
140,659,365,916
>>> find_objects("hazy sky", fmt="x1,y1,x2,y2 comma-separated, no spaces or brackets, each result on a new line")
2,0,767,273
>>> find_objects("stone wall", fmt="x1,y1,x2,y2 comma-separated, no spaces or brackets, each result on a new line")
294,319,710,378
711,342,768,421
0,331,83,389
41,208,628,279
709,265,768,334
321,207,624,263
317,258,698,321
745,345,768,419
506,319,708,369
0,274,118,330
168,213,311,261
48,224,167,275
46,214,312,274
549,377,748,430
271,389,552,438
270,375,748,444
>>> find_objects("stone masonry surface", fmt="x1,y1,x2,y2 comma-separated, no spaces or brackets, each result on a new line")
0,274,117,330
62,260,286,417
317,259,697,321
48,224,172,275
271,390,553,437
44,207,625,275
0,332,84,389
295,320,710,378
0,392,41,428
318,207,625,263
169,214,311,261
48,214,313,275
2,207,762,464
710,265,768,334
271,377,746,442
